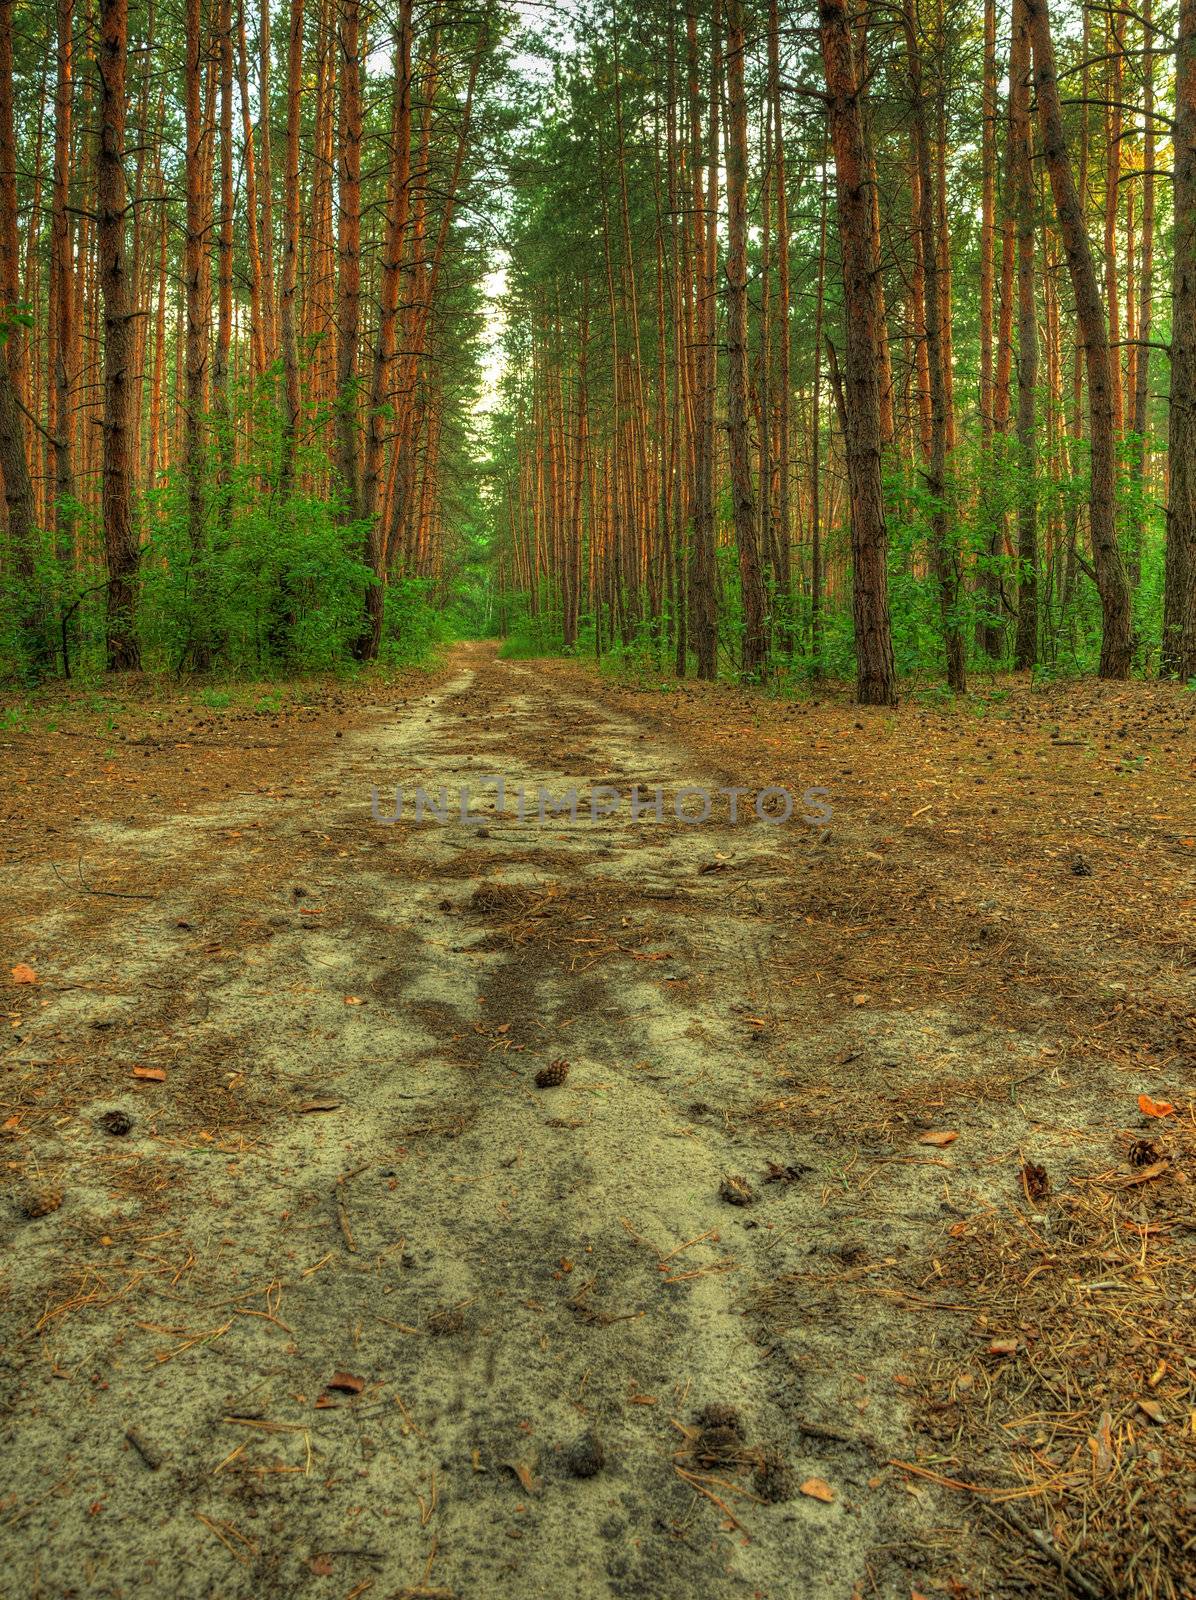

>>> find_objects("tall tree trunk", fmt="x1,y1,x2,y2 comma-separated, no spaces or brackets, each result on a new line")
905,3,965,692
235,0,266,378
358,0,412,658
97,0,140,668
51,0,76,613
978,0,1002,656
724,0,766,677
811,144,828,672
0,0,26,409
768,0,791,642
183,0,210,666
0,0,49,671
214,0,234,472
335,0,362,521
691,0,719,679
1011,0,1038,669
819,0,897,706
279,0,304,494
1104,9,1124,435
1130,0,1156,583
257,0,276,366
1027,0,1133,678
1163,0,1196,677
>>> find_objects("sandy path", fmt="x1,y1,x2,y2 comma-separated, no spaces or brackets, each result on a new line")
3,646,976,1599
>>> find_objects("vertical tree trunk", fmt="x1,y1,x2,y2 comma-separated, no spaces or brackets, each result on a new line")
905,3,965,692
183,0,210,665
358,0,412,657
724,0,766,677
278,0,303,493
768,0,791,642
97,0,140,668
1163,0,1196,677
1130,0,1156,581
258,0,277,366
811,144,828,672
691,0,719,679
235,0,267,378
335,0,362,521
51,0,76,605
0,0,25,409
819,0,897,705
1027,0,1133,678
1011,0,1038,669
0,0,49,671
977,0,1001,656
214,0,234,472
1104,9,1124,434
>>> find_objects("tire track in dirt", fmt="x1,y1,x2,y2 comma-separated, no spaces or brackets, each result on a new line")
1,644,988,1600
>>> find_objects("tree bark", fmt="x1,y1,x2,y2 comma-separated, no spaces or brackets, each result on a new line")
724,0,766,678
279,0,304,495
1027,0,1133,678
97,0,140,668
1130,0,1156,581
1164,0,1196,677
51,0,76,605
335,0,362,522
358,0,413,658
819,0,897,705
1011,0,1038,670
905,3,965,692
183,0,210,665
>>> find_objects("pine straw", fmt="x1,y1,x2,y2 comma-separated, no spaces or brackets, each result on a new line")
904,1116,1196,1598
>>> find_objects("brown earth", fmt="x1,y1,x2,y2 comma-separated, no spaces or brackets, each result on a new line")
1,642,1193,1600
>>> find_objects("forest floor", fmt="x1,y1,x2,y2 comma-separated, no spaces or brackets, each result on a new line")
1,641,1194,1600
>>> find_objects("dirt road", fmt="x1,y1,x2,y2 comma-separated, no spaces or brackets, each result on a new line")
4,644,1191,1598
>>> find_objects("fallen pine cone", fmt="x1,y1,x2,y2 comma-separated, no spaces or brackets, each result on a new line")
1129,1137,1162,1168
1020,1161,1050,1203
18,1185,63,1219
535,1060,570,1089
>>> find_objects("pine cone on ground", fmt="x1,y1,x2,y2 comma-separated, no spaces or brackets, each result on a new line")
535,1060,570,1088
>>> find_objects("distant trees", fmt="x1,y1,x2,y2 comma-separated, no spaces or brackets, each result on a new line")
0,0,500,678
488,0,1196,693
2,0,1196,691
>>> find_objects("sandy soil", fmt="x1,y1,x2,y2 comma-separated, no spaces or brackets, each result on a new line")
2,644,1193,1600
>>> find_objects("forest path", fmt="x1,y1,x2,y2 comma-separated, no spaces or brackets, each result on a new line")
4,644,1049,1599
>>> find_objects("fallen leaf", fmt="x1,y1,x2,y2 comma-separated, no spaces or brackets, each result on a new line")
131,1066,166,1082
343,995,362,1006
325,1371,364,1395
309,1554,334,1576
1137,1399,1165,1424
918,1130,958,1147
10,964,36,985
799,1477,835,1503
1138,1094,1175,1118
299,1098,343,1113
502,1459,542,1493
988,1338,1019,1356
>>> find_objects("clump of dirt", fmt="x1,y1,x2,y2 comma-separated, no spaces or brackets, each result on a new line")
562,1432,606,1479
718,1173,754,1206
